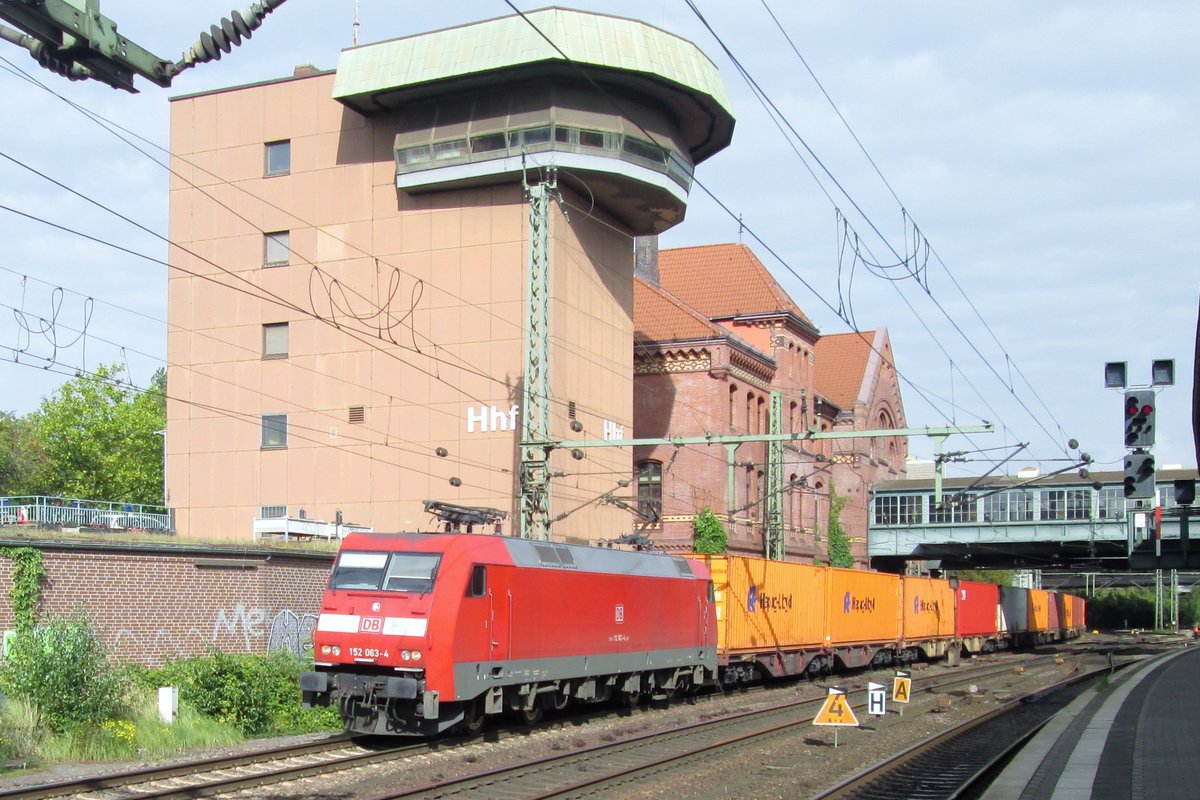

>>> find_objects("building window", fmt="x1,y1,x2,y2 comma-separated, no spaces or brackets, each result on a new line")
265,140,290,176
728,385,737,429
260,505,286,518
929,493,976,524
261,414,287,449
635,460,662,525
1157,486,1177,510
1098,487,1124,519
874,495,922,526
983,493,1007,522
1040,490,1065,521
1065,489,1090,520
262,322,288,358
264,231,290,266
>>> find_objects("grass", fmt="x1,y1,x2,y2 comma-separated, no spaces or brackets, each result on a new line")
0,692,243,771
0,525,340,553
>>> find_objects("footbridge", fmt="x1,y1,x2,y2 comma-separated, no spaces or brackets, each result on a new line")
868,467,1198,572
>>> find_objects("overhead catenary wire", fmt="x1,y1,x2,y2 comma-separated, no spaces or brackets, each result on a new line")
749,0,1076,457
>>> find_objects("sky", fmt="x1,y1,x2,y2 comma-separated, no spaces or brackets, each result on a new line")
0,1,1196,478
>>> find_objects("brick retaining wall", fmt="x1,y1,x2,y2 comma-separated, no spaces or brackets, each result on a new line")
0,539,334,666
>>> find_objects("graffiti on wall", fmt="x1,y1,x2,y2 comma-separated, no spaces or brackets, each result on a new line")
267,609,318,657
211,603,317,656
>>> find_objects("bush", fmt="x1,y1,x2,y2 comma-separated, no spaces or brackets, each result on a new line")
0,614,125,733
692,507,728,554
146,651,338,737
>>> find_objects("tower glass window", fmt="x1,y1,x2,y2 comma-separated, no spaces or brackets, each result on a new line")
261,414,288,449
265,140,290,175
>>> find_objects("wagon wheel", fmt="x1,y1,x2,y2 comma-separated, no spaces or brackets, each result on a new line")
463,699,486,735
519,704,544,725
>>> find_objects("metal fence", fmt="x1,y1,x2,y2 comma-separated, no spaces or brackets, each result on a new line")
0,495,174,533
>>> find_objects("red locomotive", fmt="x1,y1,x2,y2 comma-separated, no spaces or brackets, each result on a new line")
299,532,717,735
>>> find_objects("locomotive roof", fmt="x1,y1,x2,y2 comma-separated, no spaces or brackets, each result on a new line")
338,532,706,580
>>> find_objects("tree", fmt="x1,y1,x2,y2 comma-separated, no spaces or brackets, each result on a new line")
948,569,1016,586
0,411,49,495
825,478,853,568
692,507,728,554
30,365,165,504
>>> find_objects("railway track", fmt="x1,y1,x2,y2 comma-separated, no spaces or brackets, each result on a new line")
0,649,1102,800
365,654,1082,800
0,736,429,800
812,668,1117,799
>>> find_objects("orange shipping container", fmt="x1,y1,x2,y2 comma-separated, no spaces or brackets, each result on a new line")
901,577,956,641
1027,589,1051,633
695,555,826,653
826,568,902,646
1059,593,1075,629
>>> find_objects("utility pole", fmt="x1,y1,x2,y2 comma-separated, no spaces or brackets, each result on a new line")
518,170,556,540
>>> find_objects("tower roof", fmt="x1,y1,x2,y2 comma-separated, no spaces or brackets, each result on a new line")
333,7,734,163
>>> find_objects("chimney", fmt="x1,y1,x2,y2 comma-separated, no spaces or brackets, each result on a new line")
634,236,659,285
293,64,320,77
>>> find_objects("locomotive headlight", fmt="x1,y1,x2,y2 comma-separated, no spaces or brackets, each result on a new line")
412,650,422,662
371,601,381,612
331,646,341,656
401,650,411,661
320,645,331,656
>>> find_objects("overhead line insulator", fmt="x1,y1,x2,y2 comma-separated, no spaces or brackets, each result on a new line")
172,1,285,75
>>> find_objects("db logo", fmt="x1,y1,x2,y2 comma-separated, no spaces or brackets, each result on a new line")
614,604,624,624
359,617,383,633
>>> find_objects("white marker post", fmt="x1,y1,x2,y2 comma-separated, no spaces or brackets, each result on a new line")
867,682,887,717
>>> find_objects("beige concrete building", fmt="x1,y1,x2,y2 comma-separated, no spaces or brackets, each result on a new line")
165,10,734,540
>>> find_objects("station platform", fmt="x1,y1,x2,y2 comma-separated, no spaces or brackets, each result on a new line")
983,643,1200,799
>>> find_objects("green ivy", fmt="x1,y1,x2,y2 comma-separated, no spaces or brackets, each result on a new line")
1,546,47,632
825,479,853,568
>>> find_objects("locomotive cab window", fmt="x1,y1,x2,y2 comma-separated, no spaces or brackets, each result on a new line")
467,565,487,597
330,551,441,593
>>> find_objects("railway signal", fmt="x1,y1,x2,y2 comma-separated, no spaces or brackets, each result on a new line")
1123,390,1155,447
1123,452,1156,499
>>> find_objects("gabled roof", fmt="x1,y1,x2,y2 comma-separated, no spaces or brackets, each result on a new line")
814,330,877,410
633,277,730,344
657,243,814,327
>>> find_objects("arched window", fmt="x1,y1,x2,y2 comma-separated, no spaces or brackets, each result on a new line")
746,392,754,433
635,460,662,525
728,384,737,429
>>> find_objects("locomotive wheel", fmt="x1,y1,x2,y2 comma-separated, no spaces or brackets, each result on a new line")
519,704,543,725
464,699,486,735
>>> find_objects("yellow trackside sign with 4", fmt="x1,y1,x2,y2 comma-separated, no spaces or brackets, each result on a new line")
813,688,858,727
